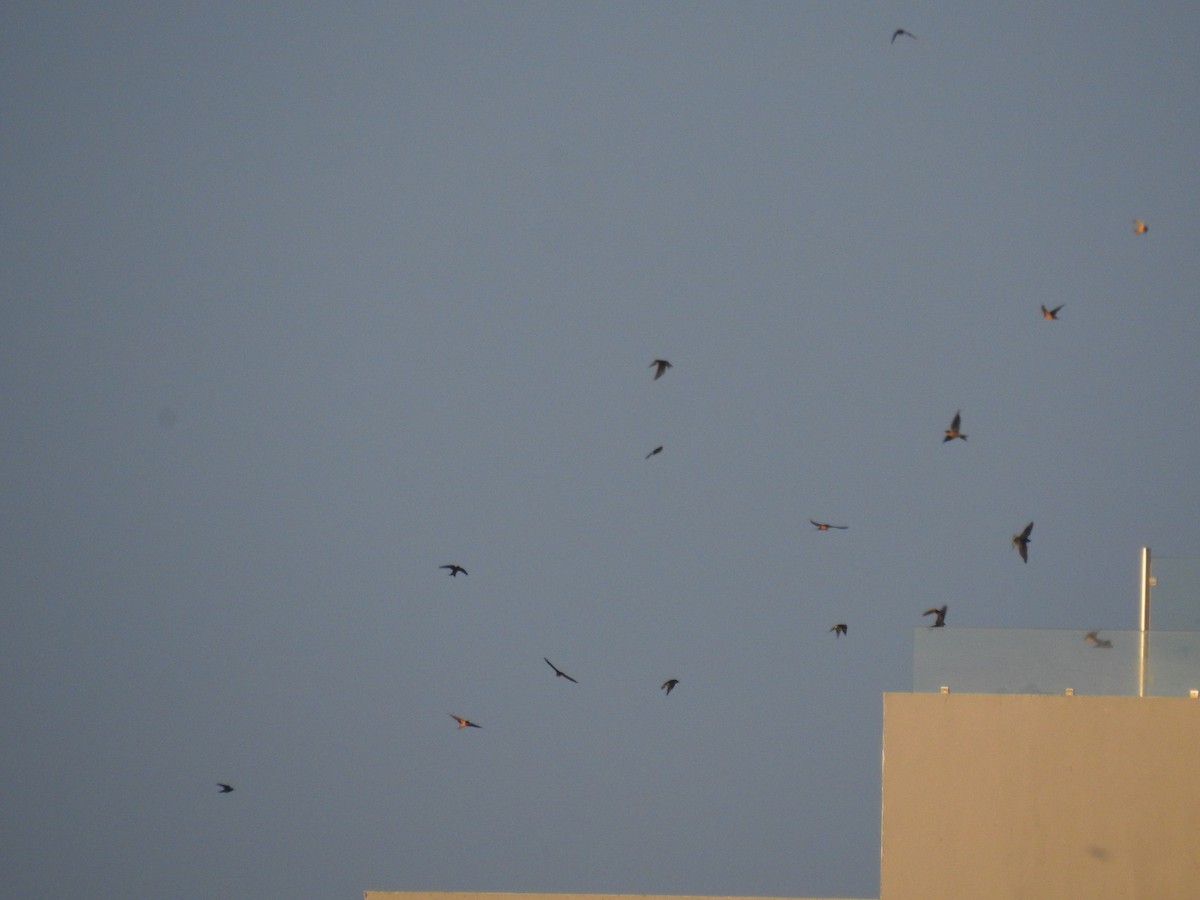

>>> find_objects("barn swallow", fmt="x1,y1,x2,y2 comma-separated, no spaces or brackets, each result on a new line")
543,657,579,683
810,520,849,531
440,564,468,577
650,359,673,380
1084,631,1113,648
449,714,481,729
943,411,967,443
1133,219,1148,235
830,623,848,638
217,783,234,793
923,605,947,627
892,28,916,43
1041,304,1064,320
661,679,679,696
1012,522,1033,563
646,445,664,459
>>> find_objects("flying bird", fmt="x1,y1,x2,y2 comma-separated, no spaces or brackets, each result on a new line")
830,623,848,638
543,657,579,683
1084,631,1113,649
810,520,849,531
1133,219,1148,235
645,445,664,459
943,411,967,443
1012,521,1033,563
923,605,947,627
439,564,467,577
216,783,234,793
892,28,917,43
661,678,679,696
1041,304,1064,320
449,714,481,729
650,359,673,380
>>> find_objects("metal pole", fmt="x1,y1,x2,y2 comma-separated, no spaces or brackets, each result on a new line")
1138,547,1151,697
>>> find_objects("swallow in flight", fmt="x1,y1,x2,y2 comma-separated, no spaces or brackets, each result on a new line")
544,658,579,683
650,359,673,380
830,623,848,638
1133,219,1148,235
217,783,234,793
810,520,849,531
440,564,467,577
661,679,680,696
923,605,947,627
1012,522,1033,563
1084,631,1113,648
1041,304,1064,320
646,445,664,459
892,29,917,43
450,714,481,729
943,411,967,443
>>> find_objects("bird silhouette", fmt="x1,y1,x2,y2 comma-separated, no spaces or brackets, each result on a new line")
892,28,917,43
661,678,679,696
1041,304,1064,320
650,359,672,380
923,606,947,627
830,623,848,638
1084,631,1113,648
943,411,967,443
645,445,664,459
440,564,467,577
217,783,234,793
449,714,481,729
810,520,849,531
543,657,579,683
1012,522,1033,563
1133,219,1148,235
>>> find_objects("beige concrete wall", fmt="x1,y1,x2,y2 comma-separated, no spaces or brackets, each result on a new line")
880,693,1200,900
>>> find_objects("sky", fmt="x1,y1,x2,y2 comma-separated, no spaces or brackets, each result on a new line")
3,4,1199,899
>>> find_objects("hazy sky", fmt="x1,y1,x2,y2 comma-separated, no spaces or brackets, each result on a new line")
3,4,1199,899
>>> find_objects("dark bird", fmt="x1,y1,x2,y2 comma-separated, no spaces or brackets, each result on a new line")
1085,631,1113,649
923,605,947,627
543,657,579,683
892,28,917,43
810,520,849,531
449,714,481,729
1012,522,1033,563
645,445,663,459
1041,304,1064,320
661,678,679,696
1133,219,1148,235
439,564,467,577
943,411,967,443
830,623,848,638
217,783,234,793
650,359,673,380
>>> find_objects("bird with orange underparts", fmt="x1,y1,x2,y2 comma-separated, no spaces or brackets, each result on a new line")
830,623,848,638
943,411,967,443
440,564,467,577
892,28,916,43
650,359,672,380
661,679,679,696
1085,631,1113,649
1012,521,1033,563
543,658,579,683
923,605,947,628
449,714,481,729
1041,304,1064,320
217,783,234,793
810,520,849,531
1133,219,1148,235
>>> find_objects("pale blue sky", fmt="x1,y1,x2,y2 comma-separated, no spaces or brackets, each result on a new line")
3,4,1199,898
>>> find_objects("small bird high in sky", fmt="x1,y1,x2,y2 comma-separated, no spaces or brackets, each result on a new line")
810,519,848,531
645,445,663,459
1133,219,1148,234
891,28,916,43
661,678,679,696
1041,304,1064,320
449,714,481,729
830,623,848,638
650,359,672,380
543,657,578,683
1012,522,1034,563
943,411,967,443
1084,631,1113,648
439,564,467,577
217,783,234,793
923,605,947,627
